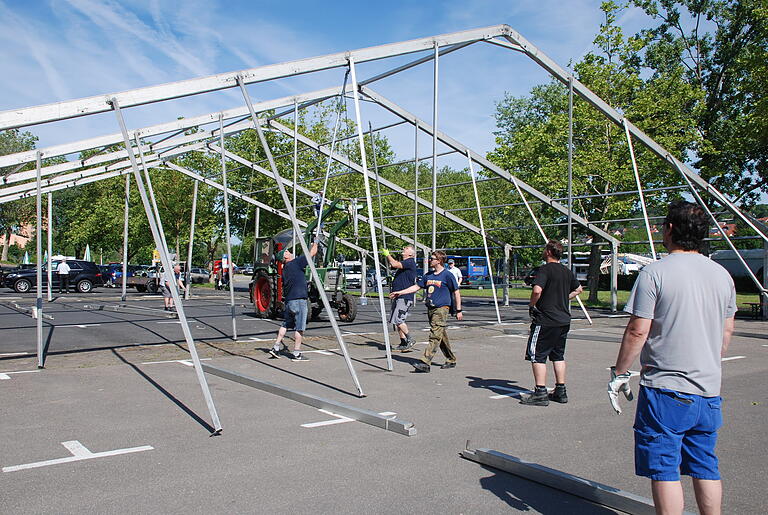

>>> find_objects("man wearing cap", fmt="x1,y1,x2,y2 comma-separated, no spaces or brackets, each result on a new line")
447,259,463,285
269,242,318,361
382,245,418,352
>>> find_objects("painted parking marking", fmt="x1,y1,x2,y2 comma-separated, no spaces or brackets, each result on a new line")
2,440,153,473
722,356,746,361
56,324,101,328
302,409,396,428
247,337,272,342
488,385,530,399
492,334,525,338
156,321,182,324
341,332,376,336
141,358,211,367
0,370,40,380
301,349,339,355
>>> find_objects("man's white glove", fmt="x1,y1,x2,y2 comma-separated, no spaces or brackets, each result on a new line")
607,366,634,414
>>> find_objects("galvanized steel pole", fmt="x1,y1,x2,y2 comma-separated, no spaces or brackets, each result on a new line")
185,180,198,300
431,42,439,253
35,151,44,368
121,174,130,302
219,114,238,340
46,192,52,302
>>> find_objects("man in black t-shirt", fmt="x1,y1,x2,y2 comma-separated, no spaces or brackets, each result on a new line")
522,239,582,406
269,242,318,362
383,245,418,351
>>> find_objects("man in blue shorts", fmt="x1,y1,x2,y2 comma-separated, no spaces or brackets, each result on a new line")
269,242,318,362
390,250,463,373
383,245,418,352
610,201,736,515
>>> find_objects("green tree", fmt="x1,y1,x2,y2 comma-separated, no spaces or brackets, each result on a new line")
0,129,38,262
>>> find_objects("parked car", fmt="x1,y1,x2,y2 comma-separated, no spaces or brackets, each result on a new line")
241,264,254,275
3,260,106,293
101,264,142,286
189,267,211,284
365,268,390,288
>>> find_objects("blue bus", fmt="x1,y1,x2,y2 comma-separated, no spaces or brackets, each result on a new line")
417,255,492,286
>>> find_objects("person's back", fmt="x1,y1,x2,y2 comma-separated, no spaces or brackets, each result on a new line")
532,262,579,326
627,253,735,396
282,254,308,301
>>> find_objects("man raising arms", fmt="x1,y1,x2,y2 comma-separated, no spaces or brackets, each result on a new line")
610,201,735,515
383,245,418,352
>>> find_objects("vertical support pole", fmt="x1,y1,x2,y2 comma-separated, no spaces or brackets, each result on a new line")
253,206,260,266
466,151,501,324
503,244,511,306
35,151,44,369
292,100,298,251
46,192,52,302
762,240,767,320
610,241,618,313
236,76,365,395
185,180,198,300
431,42,439,254
218,114,238,341
360,251,368,300
567,76,574,275
347,59,393,371
413,120,419,264
623,119,656,260
121,174,130,302
110,98,222,433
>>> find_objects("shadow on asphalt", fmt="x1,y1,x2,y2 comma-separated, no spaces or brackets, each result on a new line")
477,464,620,513
466,376,529,399
110,348,217,434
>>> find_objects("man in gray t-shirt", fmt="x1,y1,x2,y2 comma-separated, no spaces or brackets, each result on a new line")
610,201,736,515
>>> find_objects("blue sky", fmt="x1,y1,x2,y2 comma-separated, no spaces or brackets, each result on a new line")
0,0,652,163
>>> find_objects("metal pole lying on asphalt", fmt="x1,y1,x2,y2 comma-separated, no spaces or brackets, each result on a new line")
347,58,393,371
111,98,222,433
236,76,365,396
218,114,238,340
121,174,130,302
35,151,44,368
466,151,501,324
185,179,198,300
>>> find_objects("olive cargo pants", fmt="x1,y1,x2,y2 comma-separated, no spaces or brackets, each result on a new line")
420,306,456,365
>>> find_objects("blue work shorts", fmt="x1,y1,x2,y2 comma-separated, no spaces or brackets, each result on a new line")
282,299,308,332
633,386,722,481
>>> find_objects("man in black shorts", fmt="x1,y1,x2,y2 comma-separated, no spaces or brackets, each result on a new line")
522,239,582,406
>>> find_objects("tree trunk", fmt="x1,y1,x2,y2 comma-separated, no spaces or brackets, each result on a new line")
587,237,603,302
1,227,11,261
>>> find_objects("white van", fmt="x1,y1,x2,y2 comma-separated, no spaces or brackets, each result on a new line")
710,249,766,278
340,261,363,289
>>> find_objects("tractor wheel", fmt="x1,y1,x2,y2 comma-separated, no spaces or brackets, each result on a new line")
146,281,158,294
136,285,146,293
251,270,273,318
337,293,357,322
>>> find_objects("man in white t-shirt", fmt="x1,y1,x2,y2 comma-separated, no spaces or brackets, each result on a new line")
447,259,462,285
56,258,71,294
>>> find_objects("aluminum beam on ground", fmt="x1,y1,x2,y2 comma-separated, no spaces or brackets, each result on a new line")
267,120,503,247
361,87,619,245
460,447,684,515
202,363,415,436
0,25,509,129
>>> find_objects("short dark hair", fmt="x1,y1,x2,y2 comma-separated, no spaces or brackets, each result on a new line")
545,239,563,260
664,200,708,251
432,250,447,264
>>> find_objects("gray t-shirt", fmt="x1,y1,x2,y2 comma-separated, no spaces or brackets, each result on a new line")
624,252,736,396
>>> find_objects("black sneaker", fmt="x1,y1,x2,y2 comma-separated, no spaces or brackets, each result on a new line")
412,361,430,373
401,336,416,352
291,353,309,362
268,346,283,359
395,343,409,352
440,362,456,369
520,388,550,406
549,385,568,404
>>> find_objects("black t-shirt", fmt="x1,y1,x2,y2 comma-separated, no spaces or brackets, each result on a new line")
283,255,309,301
390,257,417,301
532,262,580,326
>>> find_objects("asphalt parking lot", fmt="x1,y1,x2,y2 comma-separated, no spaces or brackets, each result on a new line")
1,278,765,514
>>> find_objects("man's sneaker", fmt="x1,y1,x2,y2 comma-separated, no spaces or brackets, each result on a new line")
412,361,430,373
268,346,284,359
395,343,409,352
548,385,568,404
520,388,550,406
440,362,456,369
291,353,310,361
401,336,416,352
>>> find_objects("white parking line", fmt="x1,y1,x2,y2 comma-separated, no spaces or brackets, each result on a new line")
722,356,746,361
492,334,525,339
2,440,153,473
301,409,396,428
0,370,40,380
302,349,339,355
247,337,272,342
487,386,529,399
341,332,376,336
141,358,211,366
56,324,101,328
